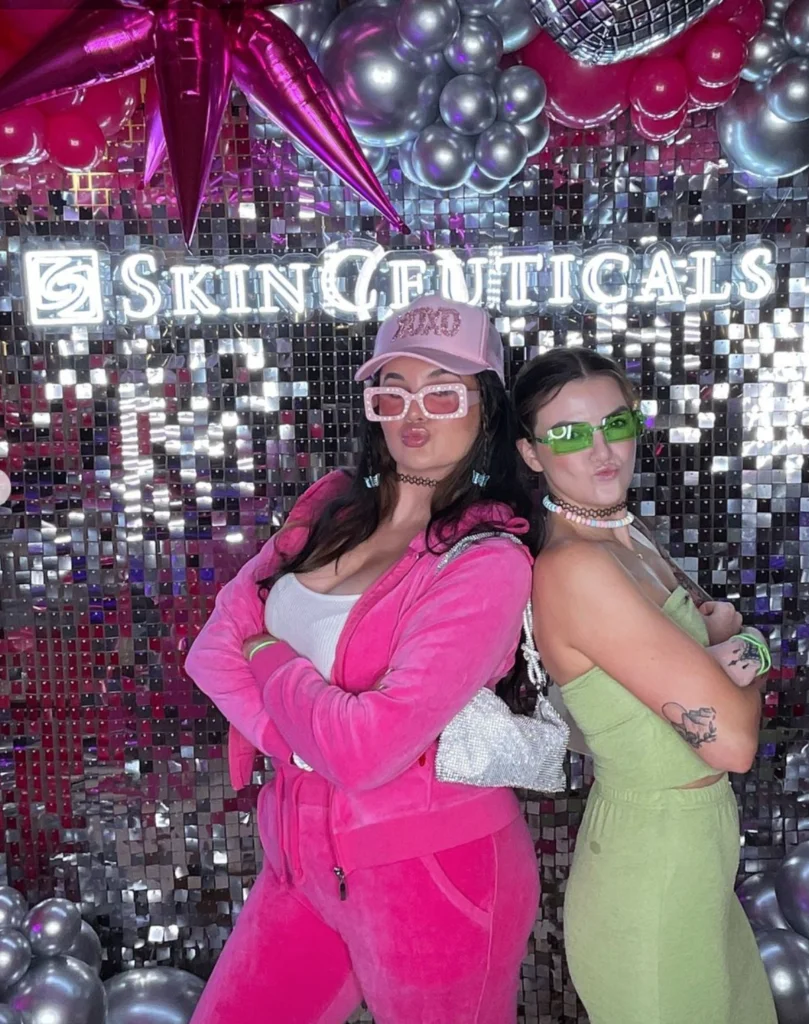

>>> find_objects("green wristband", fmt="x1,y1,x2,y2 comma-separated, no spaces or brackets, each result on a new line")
248,637,278,661
731,632,771,677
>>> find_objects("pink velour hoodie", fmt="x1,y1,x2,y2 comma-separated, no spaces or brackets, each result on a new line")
185,470,533,880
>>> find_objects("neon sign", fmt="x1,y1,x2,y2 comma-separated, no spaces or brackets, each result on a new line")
20,240,776,328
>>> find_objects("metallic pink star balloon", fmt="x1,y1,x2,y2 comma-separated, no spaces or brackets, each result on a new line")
0,0,407,244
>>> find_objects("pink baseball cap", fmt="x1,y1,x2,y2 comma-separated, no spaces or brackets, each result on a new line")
354,294,504,383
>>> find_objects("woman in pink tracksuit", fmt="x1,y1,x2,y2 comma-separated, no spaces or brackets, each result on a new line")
185,295,540,1024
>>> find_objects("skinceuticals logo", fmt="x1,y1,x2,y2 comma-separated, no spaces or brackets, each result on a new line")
24,249,105,326
19,240,776,329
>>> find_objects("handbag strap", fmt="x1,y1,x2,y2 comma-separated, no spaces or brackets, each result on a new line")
436,531,550,699
521,599,550,698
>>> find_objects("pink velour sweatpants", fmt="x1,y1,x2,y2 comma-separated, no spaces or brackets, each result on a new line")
190,775,539,1024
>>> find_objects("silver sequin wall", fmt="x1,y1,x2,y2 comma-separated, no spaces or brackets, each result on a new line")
0,99,806,1024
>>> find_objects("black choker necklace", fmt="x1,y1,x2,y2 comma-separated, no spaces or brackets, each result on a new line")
397,472,438,488
549,495,628,519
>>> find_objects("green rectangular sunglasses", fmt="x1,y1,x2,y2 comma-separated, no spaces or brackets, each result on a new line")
534,409,645,455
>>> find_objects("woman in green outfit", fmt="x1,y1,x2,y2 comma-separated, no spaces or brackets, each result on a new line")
513,348,776,1024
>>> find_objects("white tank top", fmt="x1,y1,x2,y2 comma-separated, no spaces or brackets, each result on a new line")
265,573,360,681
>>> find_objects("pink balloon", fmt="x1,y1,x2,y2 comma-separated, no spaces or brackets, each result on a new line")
82,76,139,138
45,112,105,170
688,76,740,108
648,35,688,59
707,0,765,40
632,106,687,142
0,105,45,162
684,23,747,88
630,58,689,119
521,32,632,129
232,8,407,233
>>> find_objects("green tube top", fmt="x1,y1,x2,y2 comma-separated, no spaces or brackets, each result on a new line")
559,586,722,791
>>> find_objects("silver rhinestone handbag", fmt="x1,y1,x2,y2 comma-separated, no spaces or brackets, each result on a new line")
434,533,570,793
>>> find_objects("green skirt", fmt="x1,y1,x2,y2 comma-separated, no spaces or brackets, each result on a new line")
564,779,776,1024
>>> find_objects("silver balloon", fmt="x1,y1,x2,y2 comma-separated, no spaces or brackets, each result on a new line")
766,57,809,121
717,81,809,176
396,137,426,185
318,5,441,146
458,0,500,12
488,0,541,53
6,957,105,1024
444,15,504,75
765,0,791,25
468,165,508,193
742,24,793,83
397,0,461,53
0,1007,25,1024
439,75,498,135
785,0,809,54
0,930,31,990
737,872,792,932
515,111,550,155
756,929,809,1024
105,967,204,1024
474,121,527,179
776,841,809,939
412,123,475,189
496,65,546,123
0,890,26,933
23,899,81,958
527,0,725,64
268,0,338,58
65,921,103,975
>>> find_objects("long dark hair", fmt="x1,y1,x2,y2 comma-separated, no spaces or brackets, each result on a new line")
495,347,639,714
258,368,534,593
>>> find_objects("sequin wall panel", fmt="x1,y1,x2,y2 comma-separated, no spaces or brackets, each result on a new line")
0,103,807,1023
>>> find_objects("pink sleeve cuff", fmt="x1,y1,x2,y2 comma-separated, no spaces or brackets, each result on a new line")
249,639,297,684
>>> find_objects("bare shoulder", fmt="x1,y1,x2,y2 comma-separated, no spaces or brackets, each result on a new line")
533,537,629,604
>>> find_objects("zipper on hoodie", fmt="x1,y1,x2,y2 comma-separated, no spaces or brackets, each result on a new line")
327,785,348,900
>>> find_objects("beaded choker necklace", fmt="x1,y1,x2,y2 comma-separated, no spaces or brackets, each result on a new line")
549,495,628,519
397,472,438,488
543,494,634,529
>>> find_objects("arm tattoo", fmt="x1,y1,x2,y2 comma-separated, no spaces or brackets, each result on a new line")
662,702,718,748
726,637,760,670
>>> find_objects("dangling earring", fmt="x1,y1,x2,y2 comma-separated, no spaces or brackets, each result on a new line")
472,470,490,487
364,473,381,489
472,422,490,487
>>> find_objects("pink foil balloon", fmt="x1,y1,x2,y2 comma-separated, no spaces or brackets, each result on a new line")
231,8,407,233
154,0,232,246
143,73,167,185
0,0,154,113
522,32,633,129
45,111,105,170
82,77,140,138
630,58,689,119
0,105,46,162
0,0,406,240
684,23,747,88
